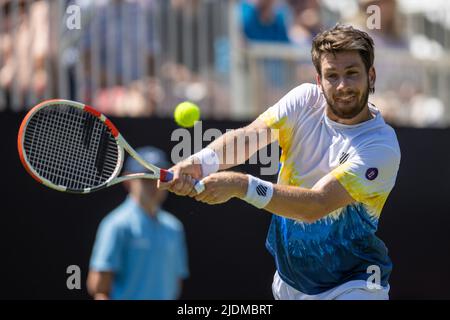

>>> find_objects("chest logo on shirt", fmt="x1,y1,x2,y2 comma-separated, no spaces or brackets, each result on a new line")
339,152,350,164
365,168,379,181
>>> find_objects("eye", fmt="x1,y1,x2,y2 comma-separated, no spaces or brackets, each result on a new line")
326,73,337,80
347,70,359,76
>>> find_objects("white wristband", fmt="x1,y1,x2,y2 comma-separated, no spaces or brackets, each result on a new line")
191,148,220,177
243,175,274,209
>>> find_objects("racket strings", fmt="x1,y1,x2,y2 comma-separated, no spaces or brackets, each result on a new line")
27,107,116,189
26,108,91,188
23,104,119,191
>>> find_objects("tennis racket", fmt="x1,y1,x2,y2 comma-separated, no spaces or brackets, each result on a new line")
17,99,205,194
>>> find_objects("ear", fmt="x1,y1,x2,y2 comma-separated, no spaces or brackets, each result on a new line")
369,66,376,89
316,74,322,91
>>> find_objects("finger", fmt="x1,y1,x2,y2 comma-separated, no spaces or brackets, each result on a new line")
170,175,193,196
170,180,186,195
157,180,171,190
168,173,184,192
195,191,209,202
188,188,198,198
172,166,182,182
203,197,219,205
178,175,195,195
201,197,213,205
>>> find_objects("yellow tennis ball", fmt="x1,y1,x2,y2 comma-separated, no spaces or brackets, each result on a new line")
174,101,200,128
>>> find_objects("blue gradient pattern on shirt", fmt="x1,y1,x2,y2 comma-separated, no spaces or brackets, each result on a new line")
266,203,392,295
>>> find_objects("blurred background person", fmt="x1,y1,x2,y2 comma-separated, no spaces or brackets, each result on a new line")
87,146,189,300
286,0,321,47
0,0,50,109
348,0,407,48
344,0,446,127
239,0,291,99
241,0,290,43
75,0,161,116
344,0,410,125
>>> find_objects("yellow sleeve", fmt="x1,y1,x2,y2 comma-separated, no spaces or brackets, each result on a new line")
331,147,400,218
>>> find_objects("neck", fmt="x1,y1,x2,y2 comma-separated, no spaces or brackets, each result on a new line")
326,104,373,125
130,194,158,217
144,205,158,218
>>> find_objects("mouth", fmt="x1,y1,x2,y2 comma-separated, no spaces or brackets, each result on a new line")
335,95,356,104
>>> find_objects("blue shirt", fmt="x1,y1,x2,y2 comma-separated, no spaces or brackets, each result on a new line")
266,204,393,295
240,2,290,88
241,2,290,43
89,197,189,300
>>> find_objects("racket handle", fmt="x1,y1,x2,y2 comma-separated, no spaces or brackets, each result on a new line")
159,169,173,182
159,169,205,194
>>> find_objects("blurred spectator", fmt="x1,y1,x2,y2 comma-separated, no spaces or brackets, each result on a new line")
0,0,50,108
286,0,321,46
76,0,159,115
80,0,215,117
81,0,158,84
159,0,210,105
241,0,290,43
87,146,189,300
93,78,164,117
239,0,291,93
409,94,446,128
346,0,409,126
166,0,204,73
343,0,446,128
349,0,407,48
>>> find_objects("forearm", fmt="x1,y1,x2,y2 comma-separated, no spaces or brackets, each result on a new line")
232,174,327,223
197,171,353,221
206,128,247,170
87,271,113,300
88,285,111,300
93,293,110,300
264,185,328,223
206,127,272,171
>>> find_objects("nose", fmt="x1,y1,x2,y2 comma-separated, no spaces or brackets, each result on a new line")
336,76,350,91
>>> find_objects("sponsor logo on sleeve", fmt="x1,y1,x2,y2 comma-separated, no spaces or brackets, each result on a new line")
365,168,378,181
339,152,350,164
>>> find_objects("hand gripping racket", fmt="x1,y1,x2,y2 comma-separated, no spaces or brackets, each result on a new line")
17,99,205,194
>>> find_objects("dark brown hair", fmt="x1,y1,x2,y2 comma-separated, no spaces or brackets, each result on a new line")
311,24,375,93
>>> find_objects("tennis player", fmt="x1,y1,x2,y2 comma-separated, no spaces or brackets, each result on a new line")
160,24,401,300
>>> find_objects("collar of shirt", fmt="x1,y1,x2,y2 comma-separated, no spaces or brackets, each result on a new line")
124,196,162,225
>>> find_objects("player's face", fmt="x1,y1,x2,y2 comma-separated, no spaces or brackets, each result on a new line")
317,51,374,120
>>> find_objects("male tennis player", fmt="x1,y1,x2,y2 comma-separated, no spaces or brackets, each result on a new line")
160,24,400,300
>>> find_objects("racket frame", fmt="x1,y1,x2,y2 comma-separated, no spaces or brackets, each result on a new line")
18,99,172,194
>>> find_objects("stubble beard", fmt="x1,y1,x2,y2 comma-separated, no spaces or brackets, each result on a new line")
322,80,370,120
